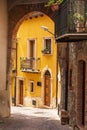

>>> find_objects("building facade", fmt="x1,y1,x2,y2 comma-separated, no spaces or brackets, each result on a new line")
55,0,87,129
1,0,87,130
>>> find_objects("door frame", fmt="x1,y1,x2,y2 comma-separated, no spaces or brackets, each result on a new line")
16,77,24,106
19,80,24,105
44,73,51,106
41,67,53,108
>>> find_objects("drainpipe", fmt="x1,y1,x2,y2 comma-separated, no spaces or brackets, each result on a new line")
15,40,18,106
14,40,18,106
56,43,58,108
14,71,16,106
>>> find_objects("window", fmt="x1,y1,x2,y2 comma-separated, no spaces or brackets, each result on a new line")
30,81,34,93
27,39,36,69
27,39,36,58
42,38,52,54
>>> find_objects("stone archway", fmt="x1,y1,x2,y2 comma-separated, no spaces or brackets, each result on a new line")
7,1,55,76
7,1,55,105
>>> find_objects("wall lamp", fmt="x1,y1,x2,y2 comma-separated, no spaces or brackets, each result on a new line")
41,26,55,36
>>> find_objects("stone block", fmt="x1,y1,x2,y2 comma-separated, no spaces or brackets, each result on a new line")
60,109,69,125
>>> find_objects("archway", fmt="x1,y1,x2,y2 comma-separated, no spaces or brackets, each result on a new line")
10,10,55,107
8,1,54,85
8,1,56,111
77,60,86,126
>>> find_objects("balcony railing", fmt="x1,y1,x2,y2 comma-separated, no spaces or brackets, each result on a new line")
20,57,41,73
55,0,87,42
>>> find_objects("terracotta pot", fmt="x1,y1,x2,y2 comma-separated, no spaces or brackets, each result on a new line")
51,3,59,12
76,22,84,32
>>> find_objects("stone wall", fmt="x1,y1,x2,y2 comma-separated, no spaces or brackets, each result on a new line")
0,0,10,117
58,43,67,110
58,41,87,129
68,41,87,129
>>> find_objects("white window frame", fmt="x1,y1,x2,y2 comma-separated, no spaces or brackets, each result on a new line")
27,38,36,58
29,81,34,93
42,37,52,54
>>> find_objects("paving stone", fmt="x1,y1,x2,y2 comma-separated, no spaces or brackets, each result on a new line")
0,107,73,130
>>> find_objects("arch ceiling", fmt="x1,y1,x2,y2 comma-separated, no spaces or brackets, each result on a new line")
8,0,48,11
8,0,54,39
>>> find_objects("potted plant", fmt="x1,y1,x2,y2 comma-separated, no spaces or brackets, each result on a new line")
73,13,85,32
45,0,63,12
42,48,50,54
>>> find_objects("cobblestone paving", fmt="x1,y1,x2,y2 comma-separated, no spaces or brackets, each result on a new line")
0,106,73,130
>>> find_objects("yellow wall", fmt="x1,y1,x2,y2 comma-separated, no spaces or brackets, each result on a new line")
14,12,57,107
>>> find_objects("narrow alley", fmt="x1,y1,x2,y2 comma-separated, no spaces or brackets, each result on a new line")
0,107,72,130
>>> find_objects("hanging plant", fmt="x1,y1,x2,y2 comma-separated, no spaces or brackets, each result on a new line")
45,0,63,11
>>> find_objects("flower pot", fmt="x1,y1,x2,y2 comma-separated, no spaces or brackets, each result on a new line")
76,22,84,32
51,3,59,12
85,21,87,32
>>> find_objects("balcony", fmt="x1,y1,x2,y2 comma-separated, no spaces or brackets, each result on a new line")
20,57,41,73
55,0,87,42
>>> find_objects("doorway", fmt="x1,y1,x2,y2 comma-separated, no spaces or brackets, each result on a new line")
77,60,86,126
44,70,51,106
19,80,24,105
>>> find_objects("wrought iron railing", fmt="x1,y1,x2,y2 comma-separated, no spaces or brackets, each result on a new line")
55,0,87,37
20,57,41,72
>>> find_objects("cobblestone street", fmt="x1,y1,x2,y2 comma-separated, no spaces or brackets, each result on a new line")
0,106,72,130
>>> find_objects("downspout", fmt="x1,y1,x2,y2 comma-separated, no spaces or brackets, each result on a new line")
16,41,18,75
14,40,18,106
56,43,58,107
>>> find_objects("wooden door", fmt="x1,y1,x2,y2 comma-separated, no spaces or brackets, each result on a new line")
19,80,23,105
44,75,50,106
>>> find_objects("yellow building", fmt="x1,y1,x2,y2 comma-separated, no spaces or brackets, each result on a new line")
12,11,58,108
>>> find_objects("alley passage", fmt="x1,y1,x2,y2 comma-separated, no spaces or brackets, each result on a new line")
0,107,72,130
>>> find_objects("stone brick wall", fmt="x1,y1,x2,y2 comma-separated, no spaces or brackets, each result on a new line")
58,41,87,129
58,43,67,110
68,41,87,129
